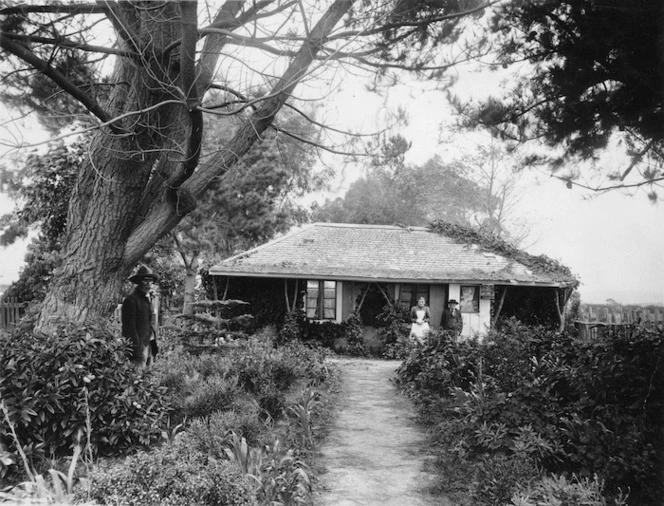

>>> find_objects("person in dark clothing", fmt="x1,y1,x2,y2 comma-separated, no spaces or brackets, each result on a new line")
122,265,159,367
440,299,463,338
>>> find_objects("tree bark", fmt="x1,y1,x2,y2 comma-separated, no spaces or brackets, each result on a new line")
35,3,186,332
183,257,199,316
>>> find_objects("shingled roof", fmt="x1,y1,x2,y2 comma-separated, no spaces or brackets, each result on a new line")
209,223,576,287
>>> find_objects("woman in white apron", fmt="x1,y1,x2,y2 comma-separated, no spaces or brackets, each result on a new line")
409,297,431,343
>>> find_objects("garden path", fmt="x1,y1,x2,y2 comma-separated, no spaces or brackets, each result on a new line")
314,358,449,506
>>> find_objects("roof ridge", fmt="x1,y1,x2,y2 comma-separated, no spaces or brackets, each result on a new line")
313,222,429,232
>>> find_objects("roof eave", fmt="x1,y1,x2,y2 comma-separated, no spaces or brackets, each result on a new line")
209,270,574,288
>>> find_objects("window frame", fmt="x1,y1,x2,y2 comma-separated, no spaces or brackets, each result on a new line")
398,283,431,308
305,280,337,321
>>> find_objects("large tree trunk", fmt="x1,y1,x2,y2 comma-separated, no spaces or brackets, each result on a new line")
35,0,355,334
35,3,186,332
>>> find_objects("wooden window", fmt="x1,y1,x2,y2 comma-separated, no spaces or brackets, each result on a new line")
460,285,480,313
398,284,430,307
306,280,336,320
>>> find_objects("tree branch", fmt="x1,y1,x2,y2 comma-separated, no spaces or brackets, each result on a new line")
0,4,104,15
166,0,203,189
327,0,499,40
123,0,355,265
1,31,136,57
0,33,128,136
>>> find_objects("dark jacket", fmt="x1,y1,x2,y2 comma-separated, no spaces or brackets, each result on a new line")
441,307,463,332
121,287,155,360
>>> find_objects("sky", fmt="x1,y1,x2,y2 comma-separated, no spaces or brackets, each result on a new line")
1,14,663,306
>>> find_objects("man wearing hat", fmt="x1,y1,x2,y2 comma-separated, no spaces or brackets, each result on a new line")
122,265,159,367
440,299,463,338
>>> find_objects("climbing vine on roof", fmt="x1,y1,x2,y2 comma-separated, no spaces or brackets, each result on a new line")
428,219,578,283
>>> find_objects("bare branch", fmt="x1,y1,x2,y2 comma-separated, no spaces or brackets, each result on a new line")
0,3,104,15
1,31,135,57
327,0,500,40
0,33,127,135
195,0,245,94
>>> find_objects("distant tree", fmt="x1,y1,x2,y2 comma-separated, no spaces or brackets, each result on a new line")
459,140,530,244
457,0,664,196
313,135,486,228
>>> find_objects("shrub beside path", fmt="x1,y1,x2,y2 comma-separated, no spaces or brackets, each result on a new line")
314,358,449,506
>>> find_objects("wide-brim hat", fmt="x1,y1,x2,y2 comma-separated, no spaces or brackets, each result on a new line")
128,265,159,283
448,299,459,305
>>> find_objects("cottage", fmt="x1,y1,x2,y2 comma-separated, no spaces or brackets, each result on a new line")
209,223,577,340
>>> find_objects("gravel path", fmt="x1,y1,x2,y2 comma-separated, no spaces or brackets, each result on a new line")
314,358,449,506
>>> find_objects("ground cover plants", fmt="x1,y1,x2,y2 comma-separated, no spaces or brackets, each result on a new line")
395,319,663,506
0,315,339,506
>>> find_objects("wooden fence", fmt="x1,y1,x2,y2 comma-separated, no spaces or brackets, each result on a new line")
1,295,161,333
575,304,664,340
0,296,24,329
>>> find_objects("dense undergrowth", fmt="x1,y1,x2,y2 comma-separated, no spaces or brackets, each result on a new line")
395,319,664,506
0,315,339,506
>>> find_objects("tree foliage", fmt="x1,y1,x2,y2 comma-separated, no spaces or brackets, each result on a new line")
459,0,664,195
187,110,326,262
313,134,483,226
312,134,527,242
0,141,84,303
0,140,83,249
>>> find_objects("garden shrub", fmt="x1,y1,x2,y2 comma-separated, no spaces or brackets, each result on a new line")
307,320,345,349
376,302,411,359
182,374,242,419
277,309,307,344
289,340,332,386
82,433,257,506
342,311,368,357
0,321,172,466
471,454,540,506
397,320,663,505
510,474,623,506
396,330,482,398
187,401,265,453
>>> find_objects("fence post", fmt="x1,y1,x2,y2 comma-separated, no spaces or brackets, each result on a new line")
1,296,23,328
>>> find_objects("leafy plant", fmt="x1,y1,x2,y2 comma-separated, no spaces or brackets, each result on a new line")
83,433,257,506
397,321,663,505
510,474,628,506
342,311,369,357
277,309,308,344
376,302,412,359
255,439,311,506
471,454,540,506
222,432,312,506
0,320,172,470
0,444,82,504
287,388,323,449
